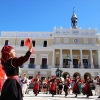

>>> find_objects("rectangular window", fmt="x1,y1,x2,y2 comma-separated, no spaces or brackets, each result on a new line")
20,40,24,46
5,40,9,45
43,41,47,47
32,40,35,47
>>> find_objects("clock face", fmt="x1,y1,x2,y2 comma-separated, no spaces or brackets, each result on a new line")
74,38,79,43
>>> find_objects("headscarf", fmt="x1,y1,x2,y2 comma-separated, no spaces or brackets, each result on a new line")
1,45,13,66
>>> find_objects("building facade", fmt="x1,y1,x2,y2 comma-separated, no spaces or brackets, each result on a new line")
0,11,100,79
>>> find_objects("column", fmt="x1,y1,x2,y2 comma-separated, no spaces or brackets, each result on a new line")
52,49,55,68
60,49,62,67
90,50,94,68
80,49,83,68
97,50,100,68
70,49,73,68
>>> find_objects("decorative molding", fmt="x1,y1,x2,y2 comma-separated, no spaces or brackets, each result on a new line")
64,38,68,43
84,38,88,44
56,38,60,43
92,38,96,44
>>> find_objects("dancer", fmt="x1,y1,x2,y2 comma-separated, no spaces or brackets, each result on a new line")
50,78,56,97
33,78,40,96
64,75,70,97
73,75,81,97
96,75,100,98
83,75,93,98
58,78,63,95
0,39,33,100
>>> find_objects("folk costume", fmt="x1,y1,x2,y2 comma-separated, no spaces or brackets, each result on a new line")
33,79,40,96
50,79,56,97
96,75,100,98
64,78,70,96
0,45,31,100
73,77,81,97
83,78,93,98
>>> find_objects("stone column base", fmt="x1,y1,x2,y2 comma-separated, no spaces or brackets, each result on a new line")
52,64,55,68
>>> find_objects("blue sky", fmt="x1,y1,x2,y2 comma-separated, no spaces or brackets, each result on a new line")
0,0,100,33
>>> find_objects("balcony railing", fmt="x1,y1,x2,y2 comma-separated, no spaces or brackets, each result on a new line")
63,65,70,68
94,65,99,69
28,63,35,68
55,64,59,68
73,65,80,68
40,65,48,69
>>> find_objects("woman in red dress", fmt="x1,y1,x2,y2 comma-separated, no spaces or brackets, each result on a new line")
50,78,56,97
73,75,81,97
33,79,40,96
83,75,93,98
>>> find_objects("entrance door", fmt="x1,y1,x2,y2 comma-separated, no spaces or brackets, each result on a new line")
73,59,78,68
83,59,88,68
63,59,68,68
42,58,47,68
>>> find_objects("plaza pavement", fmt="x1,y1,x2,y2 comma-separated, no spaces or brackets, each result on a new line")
24,90,99,100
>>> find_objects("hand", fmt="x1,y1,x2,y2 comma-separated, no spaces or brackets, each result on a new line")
28,40,33,53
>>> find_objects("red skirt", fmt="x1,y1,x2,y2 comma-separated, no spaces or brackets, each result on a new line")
84,84,89,93
73,83,80,94
50,83,56,91
33,82,39,94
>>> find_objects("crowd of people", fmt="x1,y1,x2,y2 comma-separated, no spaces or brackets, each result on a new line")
18,73,100,98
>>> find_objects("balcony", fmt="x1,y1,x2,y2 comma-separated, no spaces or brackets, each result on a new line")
55,64,59,68
94,65,99,69
73,65,80,68
40,65,48,69
63,64,70,68
28,63,35,68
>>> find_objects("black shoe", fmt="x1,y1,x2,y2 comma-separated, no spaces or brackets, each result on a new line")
75,94,77,97
35,94,37,96
98,96,100,98
87,95,89,98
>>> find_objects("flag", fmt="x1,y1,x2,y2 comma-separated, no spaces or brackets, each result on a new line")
77,56,82,66
24,38,34,54
67,55,72,61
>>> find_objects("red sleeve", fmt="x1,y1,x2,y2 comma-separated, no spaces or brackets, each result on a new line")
11,51,31,67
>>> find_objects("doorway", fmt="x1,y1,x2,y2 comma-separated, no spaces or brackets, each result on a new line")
63,59,68,68
41,58,47,69
73,59,78,68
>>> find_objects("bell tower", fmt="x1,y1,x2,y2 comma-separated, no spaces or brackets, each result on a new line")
71,7,78,29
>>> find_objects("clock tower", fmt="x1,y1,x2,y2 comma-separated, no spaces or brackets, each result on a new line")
71,7,78,29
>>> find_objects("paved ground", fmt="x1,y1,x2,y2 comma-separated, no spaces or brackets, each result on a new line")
23,90,99,100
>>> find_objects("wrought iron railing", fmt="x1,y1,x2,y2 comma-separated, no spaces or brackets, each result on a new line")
55,64,59,68
28,63,35,68
94,65,99,69
40,65,48,69
63,64,70,68
73,65,80,68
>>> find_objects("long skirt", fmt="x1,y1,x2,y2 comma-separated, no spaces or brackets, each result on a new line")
50,83,56,95
33,83,39,94
73,83,80,94
0,79,22,100
83,84,93,96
